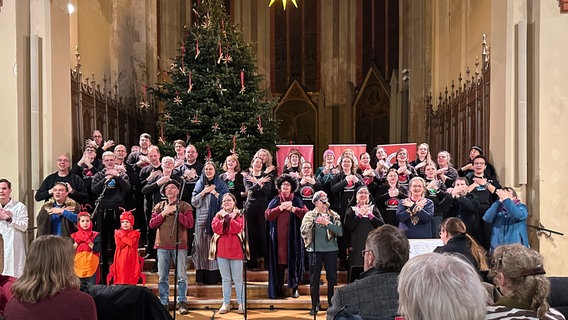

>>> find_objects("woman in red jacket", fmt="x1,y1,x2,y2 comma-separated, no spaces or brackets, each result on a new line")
210,193,247,315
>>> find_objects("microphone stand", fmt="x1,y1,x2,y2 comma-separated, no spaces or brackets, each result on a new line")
92,182,108,284
528,224,564,237
171,178,186,320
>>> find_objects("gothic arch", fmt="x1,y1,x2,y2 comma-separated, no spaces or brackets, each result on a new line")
352,65,391,149
274,80,318,146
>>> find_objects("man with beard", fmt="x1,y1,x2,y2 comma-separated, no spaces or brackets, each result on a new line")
139,146,164,259
35,153,88,204
91,151,131,283
36,182,80,237
87,130,115,161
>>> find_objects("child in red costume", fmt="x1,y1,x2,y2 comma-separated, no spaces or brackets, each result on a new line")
71,210,101,285
107,209,145,285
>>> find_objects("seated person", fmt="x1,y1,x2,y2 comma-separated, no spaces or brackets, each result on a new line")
327,225,409,320
398,253,487,320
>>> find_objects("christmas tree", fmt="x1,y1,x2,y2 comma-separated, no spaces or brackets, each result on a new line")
150,0,280,167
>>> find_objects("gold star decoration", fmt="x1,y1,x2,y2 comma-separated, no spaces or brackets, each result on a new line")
269,0,298,10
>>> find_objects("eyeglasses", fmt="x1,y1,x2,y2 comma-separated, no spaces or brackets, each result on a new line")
281,182,291,186
361,249,373,257
57,159,69,162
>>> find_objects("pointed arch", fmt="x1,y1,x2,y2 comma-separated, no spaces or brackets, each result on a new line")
274,80,318,146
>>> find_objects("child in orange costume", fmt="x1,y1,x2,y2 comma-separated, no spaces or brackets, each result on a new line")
71,210,101,285
107,209,146,285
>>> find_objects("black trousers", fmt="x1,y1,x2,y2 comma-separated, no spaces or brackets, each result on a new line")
308,251,338,306
95,208,120,284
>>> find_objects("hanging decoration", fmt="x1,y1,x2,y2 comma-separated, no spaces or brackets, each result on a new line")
159,121,165,144
191,114,201,124
240,124,247,134
268,0,298,10
211,122,220,132
188,71,193,93
139,84,150,109
230,135,237,155
217,41,223,64
173,92,183,106
239,70,246,94
205,144,212,161
257,115,264,134
195,38,201,59
163,113,173,122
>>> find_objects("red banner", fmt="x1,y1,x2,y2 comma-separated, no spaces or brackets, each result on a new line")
376,143,417,165
275,145,314,175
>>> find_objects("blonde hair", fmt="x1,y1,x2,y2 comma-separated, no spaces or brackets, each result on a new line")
254,148,273,166
11,235,80,303
222,154,241,172
491,244,551,319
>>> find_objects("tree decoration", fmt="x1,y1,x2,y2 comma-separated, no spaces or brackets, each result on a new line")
139,84,150,109
163,113,173,122
149,0,280,166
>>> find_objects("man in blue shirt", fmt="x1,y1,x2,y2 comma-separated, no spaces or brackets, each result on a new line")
36,182,79,237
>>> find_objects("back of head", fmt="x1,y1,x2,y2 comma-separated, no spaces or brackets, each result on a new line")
398,253,486,320
365,225,409,272
11,235,80,303
490,244,551,317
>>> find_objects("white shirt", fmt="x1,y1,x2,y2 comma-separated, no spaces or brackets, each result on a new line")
0,199,28,278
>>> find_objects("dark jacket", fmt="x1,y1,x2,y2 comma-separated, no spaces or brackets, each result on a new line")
434,233,479,269
327,268,400,320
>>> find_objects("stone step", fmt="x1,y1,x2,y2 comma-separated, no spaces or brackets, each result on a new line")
143,270,348,285
163,297,331,311
145,282,342,298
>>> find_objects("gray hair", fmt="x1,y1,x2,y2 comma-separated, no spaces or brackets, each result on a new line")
398,253,486,320
365,225,409,272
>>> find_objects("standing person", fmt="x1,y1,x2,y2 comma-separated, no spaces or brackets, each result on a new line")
436,151,459,188
343,186,384,282
191,161,229,285
35,153,89,204
107,209,144,285
70,211,101,286
466,155,501,249
113,144,138,211
265,174,308,299
5,235,97,320
315,149,337,186
139,146,162,254
172,139,187,168
375,168,407,226
423,161,447,237
457,145,497,178
126,133,152,242
389,148,418,188
210,193,246,315
396,177,434,238
409,143,432,178
149,180,194,314
300,191,343,316
297,161,322,210
87,129,115,160
282,149,303,178
243,156,272,270
253,148,278,179
219,154,246,209
71,145,103,208
330,153,364,270
36,182,80,238
327,225,409,320
357,152,380,196
0,179,28,315
371,146,390,180
91,151,131,282
483,187,529,252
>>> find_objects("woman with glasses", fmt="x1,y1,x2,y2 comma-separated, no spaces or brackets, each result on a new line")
482,187,529,252
344,186,384,282
396,177,434,238
435,217,488,271
487,244,565,319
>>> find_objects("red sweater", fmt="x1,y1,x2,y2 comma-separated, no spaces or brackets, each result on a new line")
211,213,245,260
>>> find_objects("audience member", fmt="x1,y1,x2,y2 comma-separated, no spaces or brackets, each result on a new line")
0,179,28,315
434,217,488,271
487,244,565,319
5,235,97,320
265,174,308,299
36,182,80,237
149,180,194,314
327,225,408,320
398,253,487,320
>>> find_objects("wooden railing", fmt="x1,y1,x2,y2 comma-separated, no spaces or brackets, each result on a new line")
70,49,154,161
426,35,490,165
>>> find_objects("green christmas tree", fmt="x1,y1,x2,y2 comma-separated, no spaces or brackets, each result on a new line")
150,0,280,167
